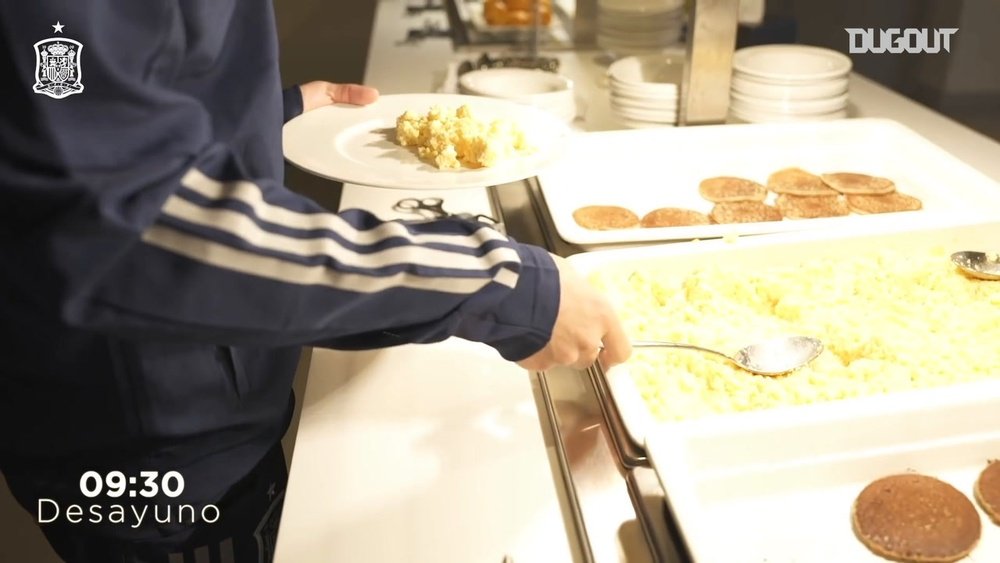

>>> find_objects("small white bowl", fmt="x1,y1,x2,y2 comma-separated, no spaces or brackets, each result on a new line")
732,44,852,83
731,74,849,100
458,68,576,122
607,53,684,90
730,91,849,114
459,67,572,97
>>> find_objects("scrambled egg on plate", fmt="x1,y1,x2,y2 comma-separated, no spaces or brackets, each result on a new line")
589,247,1000,422
395,104,533,170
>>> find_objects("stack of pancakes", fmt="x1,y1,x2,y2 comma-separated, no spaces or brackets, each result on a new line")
570,167,923,230
698,176,781,224
770,167,922,219
699,168,923,223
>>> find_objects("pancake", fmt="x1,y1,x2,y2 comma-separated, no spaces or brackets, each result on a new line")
698,176,768,203
821,172,897,195
572,205,640,230
767,167,839,196
640,207,711,228
846,192,923,214
775,193,850,219
974,460,1000,525
708,201,782,224
852,474,981,563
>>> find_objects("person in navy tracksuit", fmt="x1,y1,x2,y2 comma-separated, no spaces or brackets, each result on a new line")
0,1,631,562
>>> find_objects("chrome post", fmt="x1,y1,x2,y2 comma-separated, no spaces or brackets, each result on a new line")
679,0,740,125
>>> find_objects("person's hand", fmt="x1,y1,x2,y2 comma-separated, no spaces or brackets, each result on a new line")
300,81,379,112
517,255,632,371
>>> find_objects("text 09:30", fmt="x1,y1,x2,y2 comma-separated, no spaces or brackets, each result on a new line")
79,471,185,498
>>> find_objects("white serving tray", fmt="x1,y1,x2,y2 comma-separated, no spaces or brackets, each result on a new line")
538,118,1000,247
566,219,1000,446
565,220,1000,562
645,381,1000,562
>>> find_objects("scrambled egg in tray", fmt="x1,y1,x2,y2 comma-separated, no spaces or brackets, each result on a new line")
589,247,1000,422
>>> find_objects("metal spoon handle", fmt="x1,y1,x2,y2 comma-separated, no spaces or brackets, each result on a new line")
630,340,735,362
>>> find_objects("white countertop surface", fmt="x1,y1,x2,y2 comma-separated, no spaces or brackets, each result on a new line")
274,339,577,563
276,2,1000,562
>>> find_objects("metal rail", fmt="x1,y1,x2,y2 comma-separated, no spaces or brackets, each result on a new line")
491,179,692,563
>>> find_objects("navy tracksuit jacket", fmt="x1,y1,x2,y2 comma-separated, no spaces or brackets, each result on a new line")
0,0,559,543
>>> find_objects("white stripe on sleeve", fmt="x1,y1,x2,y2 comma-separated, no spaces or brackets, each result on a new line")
180,169,508,249
142,224,518,293
160,195,520,272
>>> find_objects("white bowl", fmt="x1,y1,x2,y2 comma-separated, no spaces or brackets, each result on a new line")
732,44,852,83
459,67,572,97
458,68,576,122
730,105,848,124
608,53,684,90
730,91,849,115
731,74,849,100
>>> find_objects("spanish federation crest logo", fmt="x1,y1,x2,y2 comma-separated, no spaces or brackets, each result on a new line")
33,21,84,99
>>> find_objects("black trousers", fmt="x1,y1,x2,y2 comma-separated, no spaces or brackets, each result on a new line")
24,444,288,563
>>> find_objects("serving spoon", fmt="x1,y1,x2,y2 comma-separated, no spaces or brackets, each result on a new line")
951,251,1000,281
630,335,824,376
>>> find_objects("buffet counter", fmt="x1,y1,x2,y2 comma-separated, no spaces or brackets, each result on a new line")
274,2,1000,562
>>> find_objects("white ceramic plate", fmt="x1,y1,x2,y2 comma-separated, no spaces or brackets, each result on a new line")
730,91,849,114
282,93,571,190
610,79,678,101
610,92,678,111
611,103,677,123
733,44,852,82
731,74,849,100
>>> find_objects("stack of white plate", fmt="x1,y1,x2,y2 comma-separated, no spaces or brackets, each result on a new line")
729,44,852,123
597,0,685,57
607,53,682,128
458,67,577,123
